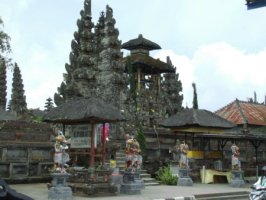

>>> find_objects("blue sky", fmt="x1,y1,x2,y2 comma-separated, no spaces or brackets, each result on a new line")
0,0,266,111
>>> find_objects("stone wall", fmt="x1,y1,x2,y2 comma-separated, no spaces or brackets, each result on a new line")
0,121,54,182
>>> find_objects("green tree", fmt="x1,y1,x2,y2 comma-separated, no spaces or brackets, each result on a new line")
0,59,7,109
192,82,198,109
10,63,27,115
44,97,54,111
0,17,11,59
136,124,146,153
0,17,12,110
155,165,177,185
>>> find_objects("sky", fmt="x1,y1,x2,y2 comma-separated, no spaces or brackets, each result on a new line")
0,0,266,112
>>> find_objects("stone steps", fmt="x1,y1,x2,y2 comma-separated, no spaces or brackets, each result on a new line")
140,170,160,186
194,191,249,200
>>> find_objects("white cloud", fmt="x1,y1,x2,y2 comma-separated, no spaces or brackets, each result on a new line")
154,50,195,109
2,1,266,112
155,42,266,111
6,33,70,110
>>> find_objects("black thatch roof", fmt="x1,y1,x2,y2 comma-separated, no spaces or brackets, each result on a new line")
159,108,236,128
43,98,125,124
122,34,161,51
124,54,175,74
0,109,18,121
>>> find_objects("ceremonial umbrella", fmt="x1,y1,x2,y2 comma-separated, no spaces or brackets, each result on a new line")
43,97,125,167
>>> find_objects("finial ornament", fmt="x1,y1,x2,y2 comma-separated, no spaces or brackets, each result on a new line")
106,5,113,19
84,0,91,17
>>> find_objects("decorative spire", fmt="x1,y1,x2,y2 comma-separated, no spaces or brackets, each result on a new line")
106,5,113,20
84,0,91,17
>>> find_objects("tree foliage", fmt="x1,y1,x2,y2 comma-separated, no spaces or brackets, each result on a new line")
0,17,11,110
0,59,7,109
0,17,11,61
44,97,54,111
192,82,198,109
155,165,178,185
136,124,146,153
10,63,27,115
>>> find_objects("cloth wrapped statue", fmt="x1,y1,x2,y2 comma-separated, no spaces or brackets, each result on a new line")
179,140,189,169
53,132,70,173
125,136,142,172
231,143,241,170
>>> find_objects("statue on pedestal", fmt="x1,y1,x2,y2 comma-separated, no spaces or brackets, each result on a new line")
125,136,142,172
121,135,144,194
179,140,189,169
231,143,241,170
53,132,70,173
48,131,72,200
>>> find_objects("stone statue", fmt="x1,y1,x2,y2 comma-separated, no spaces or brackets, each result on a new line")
125,136,142,172
179,140,189,169
231,143,241,170
53,132,70,173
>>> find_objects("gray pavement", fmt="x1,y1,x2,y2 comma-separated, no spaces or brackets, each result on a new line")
9,183,252,200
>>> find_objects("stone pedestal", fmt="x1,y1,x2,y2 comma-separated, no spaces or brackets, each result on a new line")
178,168,193,186
230,170,245,188
120,171,144,195
48,173,73,200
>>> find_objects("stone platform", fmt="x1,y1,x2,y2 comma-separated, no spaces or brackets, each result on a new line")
120,171,144,195
178,169,193,186
230,170,245,188
48,173,73,200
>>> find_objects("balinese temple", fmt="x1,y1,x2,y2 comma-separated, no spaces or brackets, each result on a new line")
122,34,178,128
52,0,183,180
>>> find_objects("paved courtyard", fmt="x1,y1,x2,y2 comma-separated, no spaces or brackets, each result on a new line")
10,183,252,200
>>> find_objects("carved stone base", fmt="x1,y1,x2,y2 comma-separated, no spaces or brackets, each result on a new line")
48,173,73,200
178,169,193,186
230,170,245,188
178,177,193,186
48,186,72,200
120,171,144,195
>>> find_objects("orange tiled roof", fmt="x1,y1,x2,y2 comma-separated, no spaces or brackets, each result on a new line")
215,99,266,126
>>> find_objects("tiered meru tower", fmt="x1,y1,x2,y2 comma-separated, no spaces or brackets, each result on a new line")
54,0,183,135
122,34,183,128
54,0,127,112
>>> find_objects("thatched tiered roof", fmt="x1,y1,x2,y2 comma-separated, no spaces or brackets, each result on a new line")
43,97,125,124
159,108,236,128
122,34,161,51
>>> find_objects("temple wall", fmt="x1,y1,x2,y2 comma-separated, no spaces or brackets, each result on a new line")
143,127,266,181
0,121,54,182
